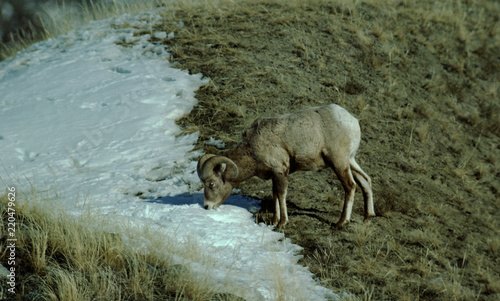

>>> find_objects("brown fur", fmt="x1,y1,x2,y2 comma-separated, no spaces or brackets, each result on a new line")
198,104,375,229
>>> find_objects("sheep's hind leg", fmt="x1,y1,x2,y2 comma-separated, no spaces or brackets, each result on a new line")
333,165,357,229
350,159,375,220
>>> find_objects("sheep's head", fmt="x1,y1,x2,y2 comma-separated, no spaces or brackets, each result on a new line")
197,154,239,210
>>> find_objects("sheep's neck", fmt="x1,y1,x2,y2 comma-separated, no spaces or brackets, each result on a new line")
227,147,258,185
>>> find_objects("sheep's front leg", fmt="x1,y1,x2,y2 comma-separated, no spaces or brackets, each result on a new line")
272,179,281,225
273,174,289,229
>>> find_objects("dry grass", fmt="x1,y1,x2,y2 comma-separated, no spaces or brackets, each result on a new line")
0,194,244,301
155,0,500,299
0,0,169,60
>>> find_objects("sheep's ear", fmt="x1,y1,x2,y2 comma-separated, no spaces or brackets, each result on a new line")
214,163,227,177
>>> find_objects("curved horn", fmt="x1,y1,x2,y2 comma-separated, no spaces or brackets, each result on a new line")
197,154,216,179
200,156,239,180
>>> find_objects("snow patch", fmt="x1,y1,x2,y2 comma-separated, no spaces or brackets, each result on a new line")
0,7,343,301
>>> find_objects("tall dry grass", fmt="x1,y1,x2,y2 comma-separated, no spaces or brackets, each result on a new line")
0,192,245,300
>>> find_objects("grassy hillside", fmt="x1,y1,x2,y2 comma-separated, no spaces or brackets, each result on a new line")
157,0,500,299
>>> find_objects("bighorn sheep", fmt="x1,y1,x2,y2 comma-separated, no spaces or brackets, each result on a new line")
197,104,374,229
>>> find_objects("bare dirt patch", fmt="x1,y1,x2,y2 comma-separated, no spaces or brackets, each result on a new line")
156,0,499,299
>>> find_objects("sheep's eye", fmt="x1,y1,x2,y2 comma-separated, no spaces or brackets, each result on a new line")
208,182,215,189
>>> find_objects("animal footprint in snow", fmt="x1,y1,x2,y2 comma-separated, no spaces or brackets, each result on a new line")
109,66,131,74
15,148,38,162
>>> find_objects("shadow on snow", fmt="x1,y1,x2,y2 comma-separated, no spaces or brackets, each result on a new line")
145,192,261,212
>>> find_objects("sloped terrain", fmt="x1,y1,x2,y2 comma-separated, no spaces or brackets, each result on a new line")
157,0,499,299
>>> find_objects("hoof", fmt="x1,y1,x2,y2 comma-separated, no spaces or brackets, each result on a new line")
335,220,349,230
364,212,376,222
276,220,287,230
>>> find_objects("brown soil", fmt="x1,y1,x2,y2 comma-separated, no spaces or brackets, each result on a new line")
155,0,500,299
